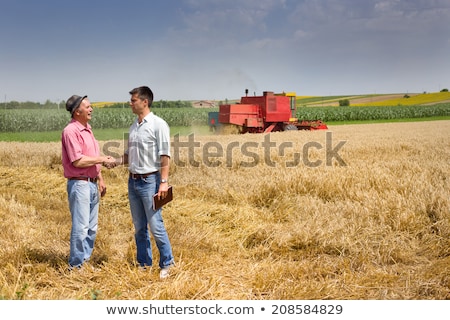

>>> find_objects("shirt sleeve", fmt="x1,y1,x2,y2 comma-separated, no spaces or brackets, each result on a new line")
156,119,171,157
62,127,83,163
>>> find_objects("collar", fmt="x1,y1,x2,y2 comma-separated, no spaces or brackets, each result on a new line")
70,118,92,131
137,111,153,125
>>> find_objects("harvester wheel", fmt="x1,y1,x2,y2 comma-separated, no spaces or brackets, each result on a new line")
284,124,298,131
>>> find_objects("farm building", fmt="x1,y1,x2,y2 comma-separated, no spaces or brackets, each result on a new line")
192,100,216,108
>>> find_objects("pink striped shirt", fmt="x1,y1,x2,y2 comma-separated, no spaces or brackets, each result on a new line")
61,119,100,179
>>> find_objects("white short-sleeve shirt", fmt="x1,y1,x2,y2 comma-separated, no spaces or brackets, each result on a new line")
126,112,171,174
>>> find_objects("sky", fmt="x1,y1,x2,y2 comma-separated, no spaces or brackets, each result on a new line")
0,0,449,103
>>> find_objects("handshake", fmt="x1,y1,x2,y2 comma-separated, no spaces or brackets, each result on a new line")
102,156,122,169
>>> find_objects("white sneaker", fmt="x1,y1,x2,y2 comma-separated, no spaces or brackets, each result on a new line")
160,266,171,279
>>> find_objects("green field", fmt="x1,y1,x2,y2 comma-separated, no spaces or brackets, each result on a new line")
1,99,449,142
0,126,214,142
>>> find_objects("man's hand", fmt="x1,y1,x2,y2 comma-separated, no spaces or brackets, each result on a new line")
157,181,170,199
98,177,107,197
102,156,117,169
100,184,107,197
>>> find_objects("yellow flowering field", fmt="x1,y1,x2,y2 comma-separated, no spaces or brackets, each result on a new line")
91,102,117,108
353,92,450,106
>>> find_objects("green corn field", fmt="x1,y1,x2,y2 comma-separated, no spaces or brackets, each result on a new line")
296,104,450,122
0,104,449,133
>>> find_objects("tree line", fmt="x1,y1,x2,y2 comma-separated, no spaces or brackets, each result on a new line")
0,100,62,109
104,100,193,109
0,100,195,109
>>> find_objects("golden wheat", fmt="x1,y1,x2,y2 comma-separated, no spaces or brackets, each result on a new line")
0,121,449,299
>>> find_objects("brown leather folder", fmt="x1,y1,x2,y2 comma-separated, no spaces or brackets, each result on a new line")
153,185,173,210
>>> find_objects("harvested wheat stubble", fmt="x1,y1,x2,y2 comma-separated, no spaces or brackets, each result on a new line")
0,121,449,299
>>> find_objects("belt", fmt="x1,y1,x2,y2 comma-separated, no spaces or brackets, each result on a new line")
129,172,157,179
69,177,98,183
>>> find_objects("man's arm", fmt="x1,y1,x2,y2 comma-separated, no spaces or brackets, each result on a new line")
158,155,170,196
119,154,129,165
73,155,114,168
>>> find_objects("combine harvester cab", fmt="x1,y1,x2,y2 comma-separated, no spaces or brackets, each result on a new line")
208,90,328,134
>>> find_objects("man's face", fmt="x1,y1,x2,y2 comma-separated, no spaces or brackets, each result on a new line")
75,98,93,122
129,93,147,115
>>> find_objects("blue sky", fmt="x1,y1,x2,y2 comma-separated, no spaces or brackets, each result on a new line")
1,0,449,103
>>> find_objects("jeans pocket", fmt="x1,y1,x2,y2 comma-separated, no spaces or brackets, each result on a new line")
143,175,156,184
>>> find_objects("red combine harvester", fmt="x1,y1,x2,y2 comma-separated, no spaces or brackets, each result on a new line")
208,90,327,134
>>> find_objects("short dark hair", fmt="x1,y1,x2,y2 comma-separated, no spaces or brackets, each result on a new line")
129,86,154,106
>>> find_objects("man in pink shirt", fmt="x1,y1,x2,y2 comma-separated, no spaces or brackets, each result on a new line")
61,94,114,270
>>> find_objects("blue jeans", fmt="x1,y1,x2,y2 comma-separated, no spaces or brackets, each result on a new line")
128,173,174,269
67,180,99,267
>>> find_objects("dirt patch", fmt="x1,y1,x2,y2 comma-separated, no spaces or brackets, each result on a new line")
349,94,413,104
423,99,450,105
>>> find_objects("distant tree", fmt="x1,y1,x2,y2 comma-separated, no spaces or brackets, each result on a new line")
104,100,192,109
441,88,448,92
152,100,191,108
8,101,20,108
43,99,58,109
22,101,42,108
339,99,350,106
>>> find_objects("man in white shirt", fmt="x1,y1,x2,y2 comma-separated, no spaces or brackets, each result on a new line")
114,86,174,279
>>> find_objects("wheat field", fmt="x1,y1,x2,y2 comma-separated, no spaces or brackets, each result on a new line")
0,121,449,300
